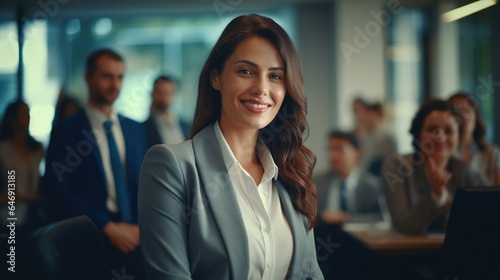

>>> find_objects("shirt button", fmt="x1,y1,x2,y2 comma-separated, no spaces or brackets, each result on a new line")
265,227,270,232
263,191,269,197
267,263,271,268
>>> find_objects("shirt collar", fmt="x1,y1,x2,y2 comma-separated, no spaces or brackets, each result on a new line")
85,104,119,126
331,167,361,187
213,121,278,181
345,167,360,187
152,110,175,121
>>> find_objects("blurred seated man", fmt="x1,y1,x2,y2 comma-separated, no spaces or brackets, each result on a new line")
358,102,397,176
144,75,191,148
315,131,382,225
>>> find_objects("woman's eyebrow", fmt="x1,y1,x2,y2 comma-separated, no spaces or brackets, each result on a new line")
235,60,284,71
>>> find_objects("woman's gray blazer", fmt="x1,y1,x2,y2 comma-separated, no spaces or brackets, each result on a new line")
138,125,323,280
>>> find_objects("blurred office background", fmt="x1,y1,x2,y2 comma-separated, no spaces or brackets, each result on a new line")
0,0,498,173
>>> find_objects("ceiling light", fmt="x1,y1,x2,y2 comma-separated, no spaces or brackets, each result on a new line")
442,0,497,22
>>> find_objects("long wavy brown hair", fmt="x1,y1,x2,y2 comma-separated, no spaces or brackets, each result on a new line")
189,14,318,229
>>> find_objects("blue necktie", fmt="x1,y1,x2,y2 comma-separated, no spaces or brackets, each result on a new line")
340,180,348,212
103,120,132,222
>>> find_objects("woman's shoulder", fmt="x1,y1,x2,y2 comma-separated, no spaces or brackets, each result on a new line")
145,140,195,163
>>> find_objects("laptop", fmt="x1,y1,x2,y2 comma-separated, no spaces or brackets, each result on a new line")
441,187,500,280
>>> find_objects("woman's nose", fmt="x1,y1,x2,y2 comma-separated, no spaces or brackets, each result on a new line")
433,129,446,143
251,75,269,96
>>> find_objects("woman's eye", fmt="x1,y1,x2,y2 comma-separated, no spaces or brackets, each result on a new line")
445,127,455,134
270,74,282,80
239,69,252,75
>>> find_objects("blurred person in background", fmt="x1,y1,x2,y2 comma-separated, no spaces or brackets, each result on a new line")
52,88,81,125
448,92,500,186
382,99,485,234
358,102,398,177
0,101,45,233
352,97,368,138
144,75,191,148
315,130,382,225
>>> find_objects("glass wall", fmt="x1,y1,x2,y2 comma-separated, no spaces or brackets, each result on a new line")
0,21,19,119
0,20,61,146
386,9,427,153
64,9,296,124
457,9,494,140
0,8,296,148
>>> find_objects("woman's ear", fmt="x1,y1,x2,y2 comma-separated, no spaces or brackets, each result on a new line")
210,70,220,90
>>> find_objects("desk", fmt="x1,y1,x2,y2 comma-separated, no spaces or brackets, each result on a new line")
346,227,444,255
315,222,445,279
344,224,445,279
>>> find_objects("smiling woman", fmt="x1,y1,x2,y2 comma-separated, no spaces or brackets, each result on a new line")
138,14,323,280
381,99,487,234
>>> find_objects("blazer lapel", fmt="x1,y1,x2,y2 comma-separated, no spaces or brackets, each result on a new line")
276,181,309,277
192,126,250,278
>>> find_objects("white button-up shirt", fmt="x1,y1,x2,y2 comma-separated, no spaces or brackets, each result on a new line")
213,122,293,280
152,111,185,145
85,105,125,213
325,168,361,213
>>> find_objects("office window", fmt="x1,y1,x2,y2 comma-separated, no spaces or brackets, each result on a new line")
457,10,494,140
0,8,295,148
64,9,296,123
0,20,60,147
387,9,427,153
0,21,18,118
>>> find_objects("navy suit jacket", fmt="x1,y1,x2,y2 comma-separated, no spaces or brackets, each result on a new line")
42,109,148,230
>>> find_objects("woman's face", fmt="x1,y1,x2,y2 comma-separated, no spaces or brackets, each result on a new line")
211,36,286,132
450,97,476,135
420,110,459,161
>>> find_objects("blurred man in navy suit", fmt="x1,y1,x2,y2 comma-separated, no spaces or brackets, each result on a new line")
42,49,147,279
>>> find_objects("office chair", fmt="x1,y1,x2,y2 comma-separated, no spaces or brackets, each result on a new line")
441,187,500,280
20,215,109,280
